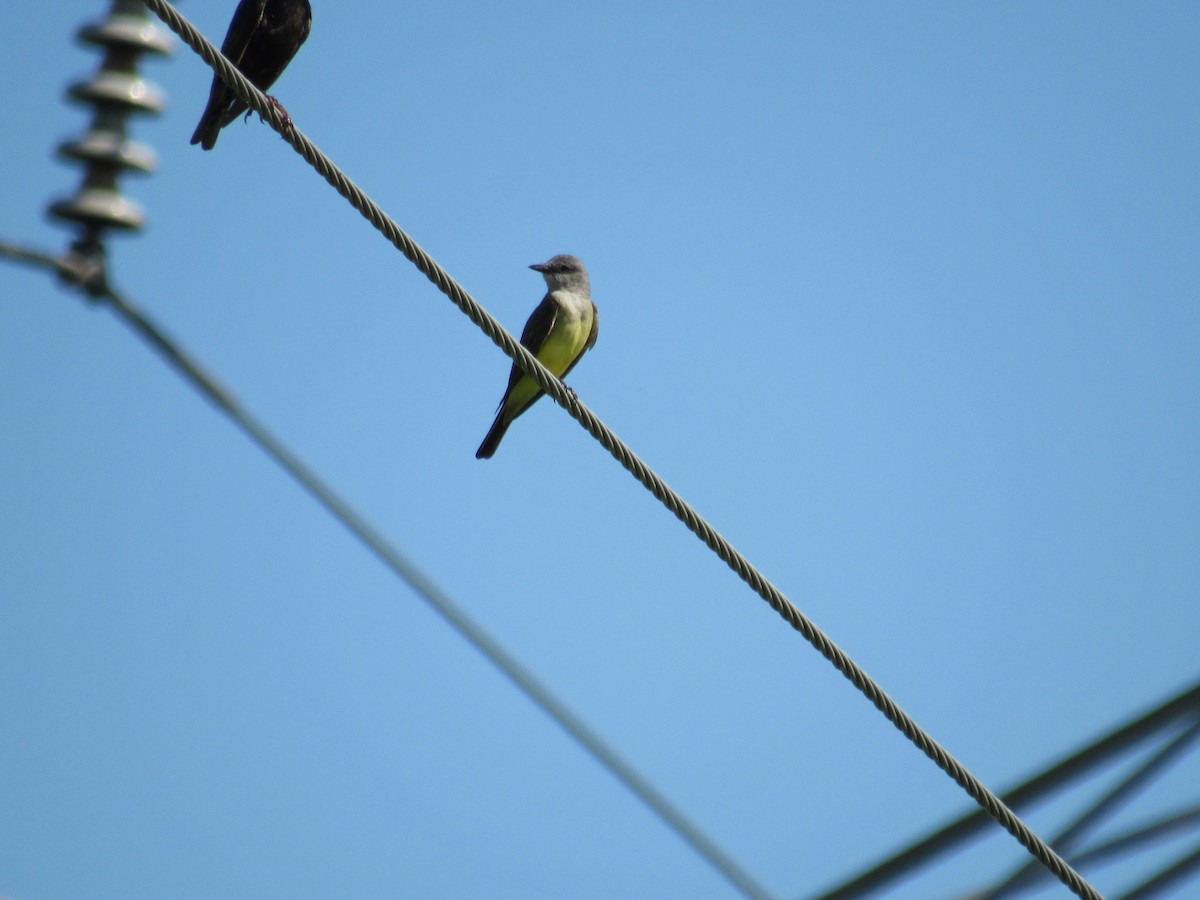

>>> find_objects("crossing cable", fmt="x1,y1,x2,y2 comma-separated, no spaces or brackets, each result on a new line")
1117,841,1200,900
820,681,1200,897
0,237,775,900
980,716,1200,897
1069,805,1200,871
137,4,1100,895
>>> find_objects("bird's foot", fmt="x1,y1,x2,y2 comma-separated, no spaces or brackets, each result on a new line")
265,95,294,130
564,385,578,401
246,96,294,130
270,95,295,130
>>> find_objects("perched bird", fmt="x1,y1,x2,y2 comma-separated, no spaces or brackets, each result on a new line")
190,0,312,150
476,255,600,459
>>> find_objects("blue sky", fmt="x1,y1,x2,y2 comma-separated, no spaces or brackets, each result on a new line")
2,2,1198,897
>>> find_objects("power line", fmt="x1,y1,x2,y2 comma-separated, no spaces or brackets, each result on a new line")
1116,841,1200,900
1071,805,1200,871
135,1,1101,895
979,717,1200,898
820,681,1200,898
0,238,774,900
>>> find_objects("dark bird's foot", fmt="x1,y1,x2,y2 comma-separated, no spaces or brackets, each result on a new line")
266,95,294,130
243,95,293,130
564,385,578,401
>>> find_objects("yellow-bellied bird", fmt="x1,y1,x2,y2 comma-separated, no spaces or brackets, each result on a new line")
476,255,599,459
190,0,312,150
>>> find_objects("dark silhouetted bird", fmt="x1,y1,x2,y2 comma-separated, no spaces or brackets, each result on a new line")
476,255,599,459
190,0,312,150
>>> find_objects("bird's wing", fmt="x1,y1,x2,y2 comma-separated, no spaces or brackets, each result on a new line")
221,0,268,65
504,293,559,393
585,299,599,352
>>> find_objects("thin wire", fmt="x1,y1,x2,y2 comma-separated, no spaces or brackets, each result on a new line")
0,238,66,272
981,717,1200,897
820,682,1200,898
1115,840,1200,900
1071,805,1200,871
0,237,775,900
136,2,1102,895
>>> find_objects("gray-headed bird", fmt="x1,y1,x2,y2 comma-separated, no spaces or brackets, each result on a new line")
476,255,599,459
190,0,312,150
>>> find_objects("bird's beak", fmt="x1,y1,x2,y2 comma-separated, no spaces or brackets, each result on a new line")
529,263,548,272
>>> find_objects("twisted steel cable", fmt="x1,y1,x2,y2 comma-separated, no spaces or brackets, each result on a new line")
135,4,1102,895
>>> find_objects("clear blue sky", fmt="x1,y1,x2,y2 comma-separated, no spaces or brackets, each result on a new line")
2,2,1198,897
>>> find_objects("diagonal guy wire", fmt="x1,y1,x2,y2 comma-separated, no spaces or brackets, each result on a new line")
138,2,1101,896
0,237,774,900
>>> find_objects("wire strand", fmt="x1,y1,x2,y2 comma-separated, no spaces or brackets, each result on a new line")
135,2,1102,896
0,237,774,900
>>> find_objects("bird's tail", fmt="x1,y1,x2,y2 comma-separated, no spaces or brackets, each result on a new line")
190,91,243,150
475,413,510,459
190,116,221,150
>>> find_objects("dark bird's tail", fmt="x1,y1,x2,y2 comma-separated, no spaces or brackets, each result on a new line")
476,414,511,459
190,116,221,150
189,91,234,150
